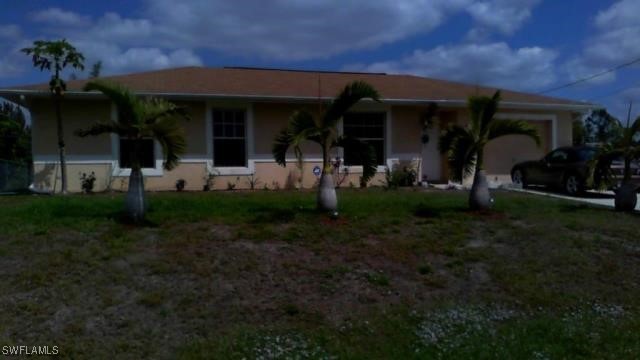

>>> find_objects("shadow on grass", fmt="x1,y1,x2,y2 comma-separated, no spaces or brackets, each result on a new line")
413,204,443,218
250,208,298,224
558,203,593,213
413,202,471,218
110,211,159,228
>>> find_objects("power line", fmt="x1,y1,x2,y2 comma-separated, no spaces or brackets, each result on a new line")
586,81,640,102
537,56,640,95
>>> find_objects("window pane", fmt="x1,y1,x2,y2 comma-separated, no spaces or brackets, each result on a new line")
119,138,155,168
214,139,246,167
344,140,384,166
212,109,247,166
343,112,385,165
234,124,245,137
213,124,223,137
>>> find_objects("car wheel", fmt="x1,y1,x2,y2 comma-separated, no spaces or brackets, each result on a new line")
564,174,583,196
511,169,527,188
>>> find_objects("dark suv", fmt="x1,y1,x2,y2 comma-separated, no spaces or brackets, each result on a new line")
510,146,639,196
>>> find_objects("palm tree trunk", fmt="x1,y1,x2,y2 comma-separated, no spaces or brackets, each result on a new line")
54,95,67,194
469,149,492,210
615,182,637,212
125,140,146,222
623,157,631,182
317,144,337,211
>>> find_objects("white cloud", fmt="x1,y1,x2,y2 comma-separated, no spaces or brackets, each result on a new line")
143,0,471,60
0,28,30,79
594,0,638,28
70,41,202,75
6,1,553,81
30,7,91,27
598,86,640,122
467,0,541,35
0,25,22,39
567,0,640,84
346,42,557,91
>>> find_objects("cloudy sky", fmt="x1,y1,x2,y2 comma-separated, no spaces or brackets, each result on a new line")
1,0,639,120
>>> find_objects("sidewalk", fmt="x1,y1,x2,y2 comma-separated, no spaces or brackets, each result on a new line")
510,188,640,211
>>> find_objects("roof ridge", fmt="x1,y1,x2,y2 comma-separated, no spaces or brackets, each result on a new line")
223,66,387,76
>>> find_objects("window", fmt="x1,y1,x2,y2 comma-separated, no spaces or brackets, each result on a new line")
212,109,246,167
118,138,155,168
546,149,569,164
343,112,385,165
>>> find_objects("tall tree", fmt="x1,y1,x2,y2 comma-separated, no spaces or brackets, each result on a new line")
572,119,586,145
0,102,31,163
439,91,541,210
76,81,189,222
22,39,85,194
584,108,623,144
273,81,379,212
89,61,102,78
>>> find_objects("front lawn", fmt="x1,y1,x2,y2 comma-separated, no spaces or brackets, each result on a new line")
0,189,639,359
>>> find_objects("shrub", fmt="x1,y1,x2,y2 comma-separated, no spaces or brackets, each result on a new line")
382,165,417,189
80,172,96,194
176,179,186,191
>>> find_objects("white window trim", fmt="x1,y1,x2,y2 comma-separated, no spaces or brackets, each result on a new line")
109,104,164,177
205,101,255,175
338,107,392,174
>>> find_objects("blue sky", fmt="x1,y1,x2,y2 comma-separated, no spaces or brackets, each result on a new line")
1,0,639,120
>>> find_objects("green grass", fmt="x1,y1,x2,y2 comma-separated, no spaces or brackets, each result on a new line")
0,189,639,359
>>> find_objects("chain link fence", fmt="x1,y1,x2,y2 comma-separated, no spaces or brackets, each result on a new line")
0,160,32,193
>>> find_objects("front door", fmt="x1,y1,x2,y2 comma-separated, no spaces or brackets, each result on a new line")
421,124,441,182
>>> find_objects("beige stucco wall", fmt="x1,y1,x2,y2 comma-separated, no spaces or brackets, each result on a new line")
253,103,322,158
176,101,207,157
28,97,576,192
31,98,112,157
391,106,423,155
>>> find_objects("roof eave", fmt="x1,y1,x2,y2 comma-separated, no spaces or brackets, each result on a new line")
0,89,597,112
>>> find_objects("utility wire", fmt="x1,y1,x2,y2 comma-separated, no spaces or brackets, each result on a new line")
586,81,640,102
537,56,640,95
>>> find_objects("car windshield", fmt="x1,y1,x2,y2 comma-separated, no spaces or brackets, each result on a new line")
576,148,597,161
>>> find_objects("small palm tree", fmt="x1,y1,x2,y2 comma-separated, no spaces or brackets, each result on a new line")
439,91,540,210
273,81,380,212
76,81,189,222
22,39,85,194
596,115,640,211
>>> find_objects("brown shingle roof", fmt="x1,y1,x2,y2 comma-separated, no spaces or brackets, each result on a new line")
1,66,592,109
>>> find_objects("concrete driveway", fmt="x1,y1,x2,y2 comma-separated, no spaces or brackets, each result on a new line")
511,187,640,211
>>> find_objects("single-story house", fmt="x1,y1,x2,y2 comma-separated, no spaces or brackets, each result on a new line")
0,66,593,192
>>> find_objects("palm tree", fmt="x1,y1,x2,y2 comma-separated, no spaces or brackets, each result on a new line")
439,90,541,210
596,114,640,211
76,81,189,222
273,81,380,212
22,39,85,194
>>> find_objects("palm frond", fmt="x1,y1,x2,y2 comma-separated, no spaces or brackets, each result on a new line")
83,80,138,127
333,135,377,183
439,125,477,182
438,124,468,154
272,110,321,167
142,98,190,125
148,117,186,170
467,91,500,135
448,134,477,182
323,81,380,128
487,118,541,146
273,129,294,167
74,121,124,137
